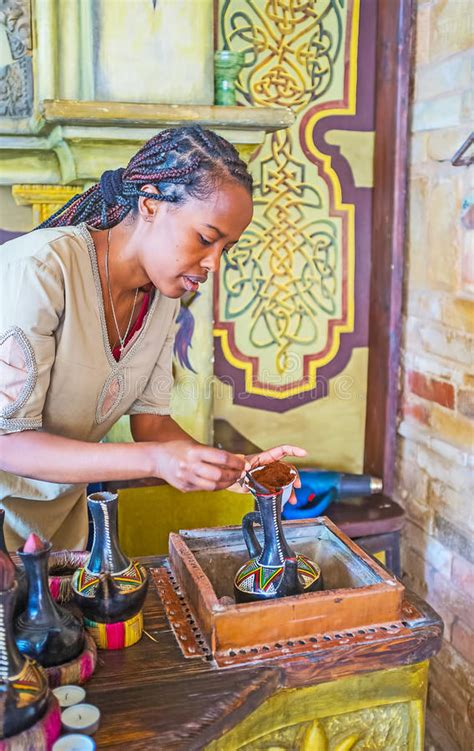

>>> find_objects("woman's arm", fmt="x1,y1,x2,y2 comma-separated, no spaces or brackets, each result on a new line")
130,413,246,491
0,420,245,492
130,413,195,444
130,415,307,499
0,431,154,484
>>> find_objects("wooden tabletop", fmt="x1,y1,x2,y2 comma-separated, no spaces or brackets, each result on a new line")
327,493,404,536
84,557,442,751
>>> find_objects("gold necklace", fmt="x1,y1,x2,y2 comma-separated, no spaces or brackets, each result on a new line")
105,229,139,356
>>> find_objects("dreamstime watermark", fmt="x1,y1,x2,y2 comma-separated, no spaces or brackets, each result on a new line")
120,367,366,406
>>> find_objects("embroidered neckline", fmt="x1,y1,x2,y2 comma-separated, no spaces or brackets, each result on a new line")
77,223,159,369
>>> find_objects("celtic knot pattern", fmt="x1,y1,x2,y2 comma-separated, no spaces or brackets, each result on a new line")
222,0,342,111
217,0,347,390
223,128,338,375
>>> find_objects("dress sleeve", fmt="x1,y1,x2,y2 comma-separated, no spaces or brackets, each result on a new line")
0,257,64,435
127,301,180,417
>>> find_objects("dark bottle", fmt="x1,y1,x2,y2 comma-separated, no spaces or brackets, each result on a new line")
72,492,148,627
0,509,27,615
0,550,49,739
234,463,323,603
15,535,84,667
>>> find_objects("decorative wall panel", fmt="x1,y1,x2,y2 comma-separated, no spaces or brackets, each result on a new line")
0,0,32,117
215,0,376,414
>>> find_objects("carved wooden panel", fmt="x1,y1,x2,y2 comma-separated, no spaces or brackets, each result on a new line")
0,0,32,117
205,661,428,751
11,184,81,226
238,705,412,750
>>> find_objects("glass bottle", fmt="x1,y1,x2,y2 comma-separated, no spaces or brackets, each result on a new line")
214,50,244,105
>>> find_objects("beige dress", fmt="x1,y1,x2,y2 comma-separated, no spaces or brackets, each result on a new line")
0,223,179,550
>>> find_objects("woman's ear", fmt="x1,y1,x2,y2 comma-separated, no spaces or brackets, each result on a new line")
138,184,161,222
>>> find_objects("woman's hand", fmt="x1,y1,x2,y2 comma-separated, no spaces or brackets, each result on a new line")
227,444,307,504
150,440,246,492
244,444,307,471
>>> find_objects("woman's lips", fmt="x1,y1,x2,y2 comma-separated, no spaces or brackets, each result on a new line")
182,275,206,292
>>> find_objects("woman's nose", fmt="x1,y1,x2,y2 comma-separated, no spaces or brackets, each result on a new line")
202,245,221,273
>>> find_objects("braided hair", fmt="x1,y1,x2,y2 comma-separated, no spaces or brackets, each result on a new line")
37,126,253,230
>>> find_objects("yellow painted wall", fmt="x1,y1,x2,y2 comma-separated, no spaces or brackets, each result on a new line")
0,187,31,232
215,349,368,472
94,0,214,104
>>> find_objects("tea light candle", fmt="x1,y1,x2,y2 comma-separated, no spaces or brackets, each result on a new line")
52,735,96,751
53,685,86,708
61,703,101,735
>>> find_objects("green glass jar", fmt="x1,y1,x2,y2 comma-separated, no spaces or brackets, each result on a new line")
214,50,244,106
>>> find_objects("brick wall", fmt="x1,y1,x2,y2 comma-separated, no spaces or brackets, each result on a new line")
395,2,473,749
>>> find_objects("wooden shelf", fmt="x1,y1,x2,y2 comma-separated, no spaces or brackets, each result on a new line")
0,100,293,184
40,100,294,132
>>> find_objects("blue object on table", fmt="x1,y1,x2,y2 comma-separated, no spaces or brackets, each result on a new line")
282,470,382,520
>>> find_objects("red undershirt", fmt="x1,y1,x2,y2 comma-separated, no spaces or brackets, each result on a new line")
112,292,151,361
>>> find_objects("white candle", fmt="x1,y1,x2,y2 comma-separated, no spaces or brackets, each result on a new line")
53,685,86,708
52,735,96,750
61,704,101,736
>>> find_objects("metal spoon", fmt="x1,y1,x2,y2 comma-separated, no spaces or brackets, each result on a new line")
245,470,271,496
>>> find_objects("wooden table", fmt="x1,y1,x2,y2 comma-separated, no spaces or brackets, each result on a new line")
84,556,442,750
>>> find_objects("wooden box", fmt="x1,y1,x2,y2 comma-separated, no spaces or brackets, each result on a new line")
168,517,404,656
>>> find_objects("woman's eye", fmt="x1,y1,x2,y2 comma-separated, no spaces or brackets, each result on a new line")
199,234,212,246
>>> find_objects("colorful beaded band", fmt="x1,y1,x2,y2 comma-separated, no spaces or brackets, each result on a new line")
45,631,97,689
84,610,144,650
48,551,89,604
0,693,61,751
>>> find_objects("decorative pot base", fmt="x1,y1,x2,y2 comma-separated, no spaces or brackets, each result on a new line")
234,553,322,601
84,610,144,650
44,631,97,688
48,551,89,604
0,693,61,751
72,492,148,647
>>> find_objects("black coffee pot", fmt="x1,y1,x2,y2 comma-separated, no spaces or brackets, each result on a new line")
15,539,84,668
234,465,323,602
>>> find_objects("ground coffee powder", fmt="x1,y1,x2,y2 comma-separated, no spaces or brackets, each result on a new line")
250,461,294,492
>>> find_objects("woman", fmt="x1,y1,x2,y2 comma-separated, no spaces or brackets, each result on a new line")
0,126,305,551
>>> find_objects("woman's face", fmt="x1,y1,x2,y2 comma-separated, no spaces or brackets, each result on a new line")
138,181,253,298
